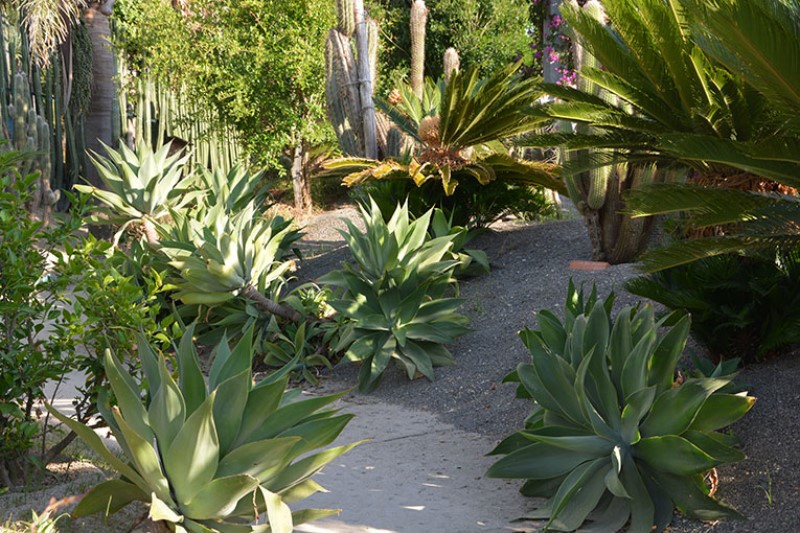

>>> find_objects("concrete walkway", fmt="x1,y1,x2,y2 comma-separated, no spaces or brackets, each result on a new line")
296,401,529,533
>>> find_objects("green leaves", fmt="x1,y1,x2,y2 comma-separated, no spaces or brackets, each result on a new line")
323,198,469,393
489,283,754,531
48,328,357,532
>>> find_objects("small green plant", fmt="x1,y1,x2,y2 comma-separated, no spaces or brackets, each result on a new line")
488,282,755,532
429,208,489,276
321,198,470,392
759,472,774,508
48,326,358,532
625,252,800,363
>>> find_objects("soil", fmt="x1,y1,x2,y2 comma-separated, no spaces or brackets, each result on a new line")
294,205,800,533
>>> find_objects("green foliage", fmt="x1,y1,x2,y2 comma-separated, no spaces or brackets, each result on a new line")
321,199,470,393
428,208,489,276
113,0,336,167
160,201,297,311
75,142,194,244
622,0,800,268
367,0,530,85
47,327,358,532
488,282,754,531
261,286,341,385
626,252,800,363
0,153,163,487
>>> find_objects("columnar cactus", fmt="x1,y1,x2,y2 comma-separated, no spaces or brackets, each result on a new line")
410,0,428,99
4,70,53,211
325,0,378,158
443,47,460,85
562,0,685,264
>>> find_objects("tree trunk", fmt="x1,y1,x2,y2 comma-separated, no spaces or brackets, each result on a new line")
291,144,312,214
83,6,115,188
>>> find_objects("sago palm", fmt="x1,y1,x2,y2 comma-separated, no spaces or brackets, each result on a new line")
322,63,563,204
623,0,800,269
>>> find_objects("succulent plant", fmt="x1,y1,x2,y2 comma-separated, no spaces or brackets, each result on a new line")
47,326,358,533
160,201,301,322
74,141,194,246
488,282,755,532
321,198,470,392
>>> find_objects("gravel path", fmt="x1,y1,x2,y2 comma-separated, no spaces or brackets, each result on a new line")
296,205,800,533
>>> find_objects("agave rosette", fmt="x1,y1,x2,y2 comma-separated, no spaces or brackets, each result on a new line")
321,199,470,392
488,282,755,532
47,326,358,532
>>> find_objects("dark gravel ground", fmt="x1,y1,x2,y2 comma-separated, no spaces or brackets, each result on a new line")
296,205,800,533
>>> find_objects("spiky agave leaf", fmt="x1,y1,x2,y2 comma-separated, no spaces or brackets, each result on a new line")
47,328,358,532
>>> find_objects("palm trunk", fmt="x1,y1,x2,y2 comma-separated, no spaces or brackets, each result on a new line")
83,6,115,188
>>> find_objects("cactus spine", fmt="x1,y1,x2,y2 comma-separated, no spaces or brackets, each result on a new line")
336,0,355,37
325,0,378,158
563,0,685,264
410,0,427,99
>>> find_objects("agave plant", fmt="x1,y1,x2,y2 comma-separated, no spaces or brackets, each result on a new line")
321,198,470,393
322,63,563,210
47,326,359,532
160,201,301,321
74,141,194,245
188,163,273,216
488,282,755,532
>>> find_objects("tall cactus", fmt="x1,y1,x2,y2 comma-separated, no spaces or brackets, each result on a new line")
443,47,460,84
410,0,427,99
562,0,686,264
325,0,378,158
4,70,53,212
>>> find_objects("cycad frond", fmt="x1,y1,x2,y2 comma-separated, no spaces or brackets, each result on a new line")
683,0,800,123
656,134,800,187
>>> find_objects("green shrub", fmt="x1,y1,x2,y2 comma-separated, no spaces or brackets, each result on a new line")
351,173,556,229
321,198,470,393
48,326,358,532
0,156,162,487
488,282,754,532
626,252,800,363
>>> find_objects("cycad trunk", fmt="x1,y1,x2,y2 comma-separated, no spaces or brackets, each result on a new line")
83,6,115,189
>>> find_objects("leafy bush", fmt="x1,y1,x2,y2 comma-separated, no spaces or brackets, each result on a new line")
352,175,556,229
48,326,358,532
321,199,470,392
0,157,162,487
626,252,800,363
488,282,754,532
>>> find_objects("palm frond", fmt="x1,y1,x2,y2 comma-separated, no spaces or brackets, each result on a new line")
481,153,565,194
656,133,800,187
683,0,800,122
19,0,85,66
